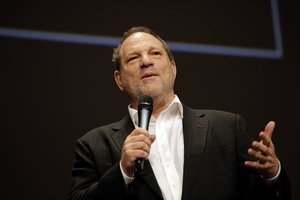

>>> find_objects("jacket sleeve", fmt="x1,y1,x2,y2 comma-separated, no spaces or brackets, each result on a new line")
68,136,129,200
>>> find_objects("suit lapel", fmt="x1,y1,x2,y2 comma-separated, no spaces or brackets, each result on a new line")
138,160,163,199
110,114,163,199
110,114,134,151
181,105,209,200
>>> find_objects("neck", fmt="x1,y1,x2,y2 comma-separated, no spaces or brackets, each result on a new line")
151,93,175,118
129,92,175,118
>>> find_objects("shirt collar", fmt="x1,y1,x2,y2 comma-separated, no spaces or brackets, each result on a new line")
128,95,183,127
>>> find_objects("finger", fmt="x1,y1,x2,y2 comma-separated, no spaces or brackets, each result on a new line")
127,141,151,153
131,127,150,136
122,143,151,161
149,134,156,143
247,148,271,163
244,160,272,170
134,149,150,159
251,141,269,156
263,121,275,139
126,132,153,146
260,132,275,148
125,149,149,161
134,128,154,143
245,160,262,169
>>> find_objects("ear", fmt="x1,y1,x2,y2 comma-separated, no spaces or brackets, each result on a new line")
114,70,124,91
171,60,177,79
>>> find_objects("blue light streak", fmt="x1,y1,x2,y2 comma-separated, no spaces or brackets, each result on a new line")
0,0,282,59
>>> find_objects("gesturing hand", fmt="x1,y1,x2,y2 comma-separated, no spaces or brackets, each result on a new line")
120,128,156,177
244,121,279,179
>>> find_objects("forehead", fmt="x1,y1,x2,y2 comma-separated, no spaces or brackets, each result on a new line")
120,32,164,56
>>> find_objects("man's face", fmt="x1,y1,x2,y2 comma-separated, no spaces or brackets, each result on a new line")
114,32,176,103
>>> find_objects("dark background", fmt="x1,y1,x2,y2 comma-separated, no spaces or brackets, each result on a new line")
0,0,299,199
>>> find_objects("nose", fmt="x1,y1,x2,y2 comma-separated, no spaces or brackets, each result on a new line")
140,53,152,68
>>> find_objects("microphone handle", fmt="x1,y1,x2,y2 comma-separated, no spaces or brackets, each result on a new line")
136,109,151,171
138,109,151,130
136,158,144,171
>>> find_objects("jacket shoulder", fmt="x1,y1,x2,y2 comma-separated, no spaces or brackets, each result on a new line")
184,104,238,119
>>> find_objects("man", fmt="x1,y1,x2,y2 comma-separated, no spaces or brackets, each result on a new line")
68,26,291,200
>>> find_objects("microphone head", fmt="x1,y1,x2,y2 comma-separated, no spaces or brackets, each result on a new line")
138,95,153,111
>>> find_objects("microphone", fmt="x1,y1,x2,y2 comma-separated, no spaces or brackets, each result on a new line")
136,95,153,171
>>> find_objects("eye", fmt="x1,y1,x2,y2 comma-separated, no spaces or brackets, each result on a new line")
127,56,138,63
151,50,162,57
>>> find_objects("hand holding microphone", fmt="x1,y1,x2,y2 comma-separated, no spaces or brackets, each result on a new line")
120,95,155,176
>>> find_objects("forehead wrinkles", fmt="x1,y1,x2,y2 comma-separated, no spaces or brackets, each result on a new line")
120,32,164,57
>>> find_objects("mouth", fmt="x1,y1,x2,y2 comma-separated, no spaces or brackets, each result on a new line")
141,73,158,80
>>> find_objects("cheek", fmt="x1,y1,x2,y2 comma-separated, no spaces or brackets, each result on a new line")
164,67,175,80
121,72,138,87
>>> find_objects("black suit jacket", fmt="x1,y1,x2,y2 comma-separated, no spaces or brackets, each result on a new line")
69,105,291,200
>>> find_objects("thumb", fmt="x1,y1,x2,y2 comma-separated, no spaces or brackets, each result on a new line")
149,134,156,143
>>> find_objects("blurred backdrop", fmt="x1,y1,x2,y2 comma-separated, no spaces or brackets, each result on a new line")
0,0,299,199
